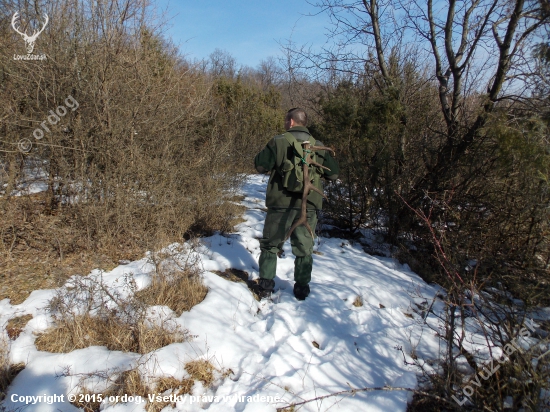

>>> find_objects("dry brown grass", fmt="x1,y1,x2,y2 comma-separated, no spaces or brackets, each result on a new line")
353,295,363,307
35,246,208,354
37,282,185,354
0,338,25,401
156,375,194,396
193,202,247,236
212,268,249,284
185,359,215,387
228,195,246,202
35,314,188,354
151,375,195,412
6,314,33,339
135,269,208,316
0,188,244,305
70,359,217,412
0,196,140,304
72,369,151,412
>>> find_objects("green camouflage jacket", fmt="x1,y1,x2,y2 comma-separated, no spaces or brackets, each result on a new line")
254,126,339,210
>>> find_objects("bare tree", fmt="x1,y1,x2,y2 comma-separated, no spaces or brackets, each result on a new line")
256,56,284,89
298,1,550,409
308,0,549,190
208,48,237,78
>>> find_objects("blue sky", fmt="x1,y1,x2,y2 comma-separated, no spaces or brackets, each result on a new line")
155,0,331,68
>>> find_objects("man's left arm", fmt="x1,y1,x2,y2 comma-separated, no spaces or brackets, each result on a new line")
320,150,339,181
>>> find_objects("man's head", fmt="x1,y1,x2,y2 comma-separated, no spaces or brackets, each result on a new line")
285,108,307,130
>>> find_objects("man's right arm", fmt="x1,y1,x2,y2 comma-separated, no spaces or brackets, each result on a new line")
254,138,276,173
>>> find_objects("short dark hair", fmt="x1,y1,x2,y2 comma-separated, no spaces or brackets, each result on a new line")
285,108,307,126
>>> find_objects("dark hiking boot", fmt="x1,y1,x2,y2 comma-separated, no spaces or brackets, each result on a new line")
253,278,275,299
293,283,310,301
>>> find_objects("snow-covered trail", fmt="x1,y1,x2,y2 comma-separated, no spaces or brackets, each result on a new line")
1,174,441,412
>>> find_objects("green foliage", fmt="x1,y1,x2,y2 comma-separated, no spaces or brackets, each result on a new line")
489,112,549,174
313,76,419,238
210,77,285,171
139,29,175,78
314,71,550,306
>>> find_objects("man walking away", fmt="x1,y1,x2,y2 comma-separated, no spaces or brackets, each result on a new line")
254,108,339,300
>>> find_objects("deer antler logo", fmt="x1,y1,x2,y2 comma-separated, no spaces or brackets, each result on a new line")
11,12,49,54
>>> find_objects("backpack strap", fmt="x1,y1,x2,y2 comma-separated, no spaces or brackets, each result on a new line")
283,132,319,164
283,132,318,152
275,132,301,173
283,132,304,158
274,132,319,173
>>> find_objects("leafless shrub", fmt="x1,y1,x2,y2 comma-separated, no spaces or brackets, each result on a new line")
135,245,208,316
399,201,550,411
69,357,218,412
0,0,261,304
72,369,150,412
35,243,208,354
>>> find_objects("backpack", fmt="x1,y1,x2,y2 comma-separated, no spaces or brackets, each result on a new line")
275,132,325,193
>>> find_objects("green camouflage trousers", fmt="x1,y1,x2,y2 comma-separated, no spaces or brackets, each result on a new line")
259,208,318,286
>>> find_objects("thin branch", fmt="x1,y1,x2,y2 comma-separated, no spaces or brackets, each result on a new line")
277,385,456,411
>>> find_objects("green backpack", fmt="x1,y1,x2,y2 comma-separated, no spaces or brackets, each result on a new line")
275,132,324,193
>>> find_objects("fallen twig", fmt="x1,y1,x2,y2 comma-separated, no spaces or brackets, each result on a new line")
276,385,456,411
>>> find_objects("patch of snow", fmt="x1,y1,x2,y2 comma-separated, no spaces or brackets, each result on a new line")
3,174,544,411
